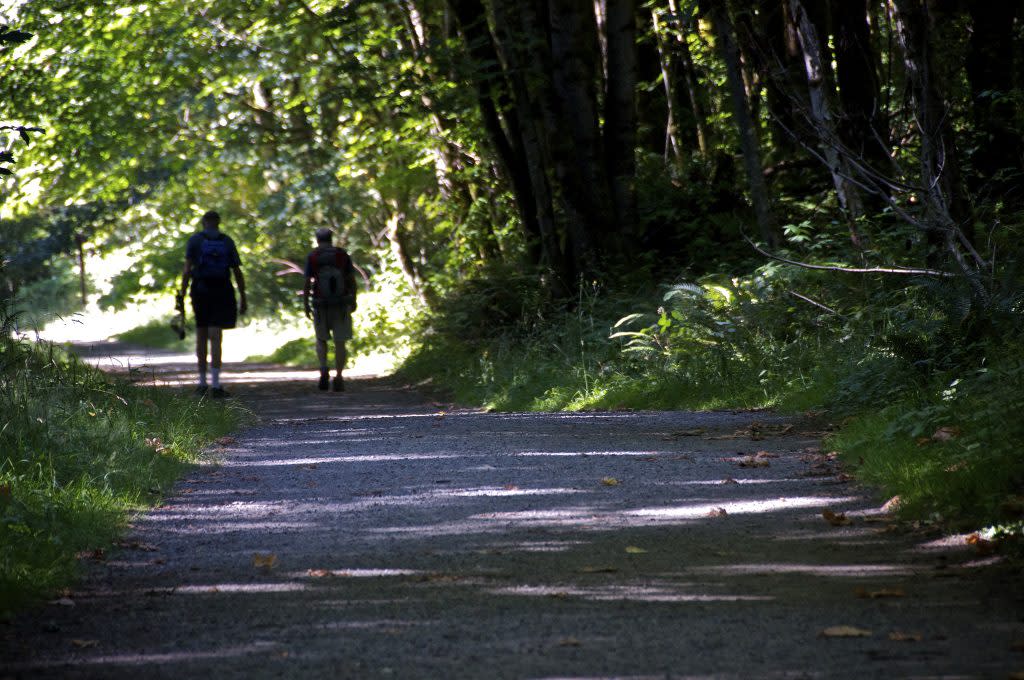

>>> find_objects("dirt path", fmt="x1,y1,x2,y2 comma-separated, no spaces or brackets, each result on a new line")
2,345,1021,679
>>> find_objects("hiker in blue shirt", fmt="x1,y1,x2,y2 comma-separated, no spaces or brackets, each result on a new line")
303,228,356,392
177,210,247,398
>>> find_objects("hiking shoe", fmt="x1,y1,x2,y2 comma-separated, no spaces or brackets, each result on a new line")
210,387,230,399
194,385,209,396
318,371,329,391
332,376,345,392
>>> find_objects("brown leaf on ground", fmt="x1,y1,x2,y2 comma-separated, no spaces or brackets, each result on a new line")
308,569,332,578
881,496,902,513
820,626,872,638
965,533,997,555
215,436,237,446
144,437,167,453
720,477,739,485
557,637,582,647
71,639,99,648
252,552,278,569
755,450,779,459
708,507,729,518
601,477,620,486
577,566,618,574
737,456,770,468
888,631,923,642
503,484,519,491
854,587,906,599
822,509,852,526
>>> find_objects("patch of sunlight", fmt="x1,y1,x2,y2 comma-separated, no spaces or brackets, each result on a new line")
289,568,420,578
9,642,283,670
690,563,913,577
676,478,808,486
624,496,861,520
227,453,472,467
515,450,663,458
451,487,581,498
483,540,588,553
488,584,773,604
175,583,309,594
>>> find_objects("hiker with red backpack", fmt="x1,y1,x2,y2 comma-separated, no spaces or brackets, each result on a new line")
177,210,247,398
303,228,357,392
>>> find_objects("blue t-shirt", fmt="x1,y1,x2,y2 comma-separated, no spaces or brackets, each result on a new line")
186,229,241,282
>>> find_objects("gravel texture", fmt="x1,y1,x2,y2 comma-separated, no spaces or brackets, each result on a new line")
2,347,1022,679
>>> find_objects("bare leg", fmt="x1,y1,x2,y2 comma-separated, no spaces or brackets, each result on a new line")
209,327,223,369
334,340,346,377
196,326,209,385
316,339,328,369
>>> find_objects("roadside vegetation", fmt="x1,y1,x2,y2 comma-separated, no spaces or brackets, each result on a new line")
0,303,245,614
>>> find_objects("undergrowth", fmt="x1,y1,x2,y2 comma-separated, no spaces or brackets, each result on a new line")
0,303,245,614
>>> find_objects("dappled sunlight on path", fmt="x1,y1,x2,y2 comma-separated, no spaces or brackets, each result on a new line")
2,343,1020,679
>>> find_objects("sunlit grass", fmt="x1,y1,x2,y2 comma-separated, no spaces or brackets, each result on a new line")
0,324,247,614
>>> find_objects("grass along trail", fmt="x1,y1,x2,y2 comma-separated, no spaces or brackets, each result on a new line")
1,345,1020,678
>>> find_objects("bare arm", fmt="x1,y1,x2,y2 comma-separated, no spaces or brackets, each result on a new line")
179,259,192,300
232,265,247,315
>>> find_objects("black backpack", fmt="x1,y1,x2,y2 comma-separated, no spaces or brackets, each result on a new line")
195,233,232,280
311,247,350,305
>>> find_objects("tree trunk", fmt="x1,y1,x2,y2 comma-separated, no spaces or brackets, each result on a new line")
892,0,978,271
603,0,638,242
965,2,1023,196
831,0,890,180
704,1,777,245
667,0,710,156
790,0,864,243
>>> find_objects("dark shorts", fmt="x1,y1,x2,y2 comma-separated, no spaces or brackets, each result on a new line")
313,302,353,342
191,279,237,329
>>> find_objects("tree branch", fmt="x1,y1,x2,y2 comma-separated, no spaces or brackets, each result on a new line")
745,236,954,277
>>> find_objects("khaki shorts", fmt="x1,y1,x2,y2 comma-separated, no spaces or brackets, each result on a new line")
313,304,353,342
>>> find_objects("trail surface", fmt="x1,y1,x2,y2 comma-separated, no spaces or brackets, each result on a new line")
2,344,1021,679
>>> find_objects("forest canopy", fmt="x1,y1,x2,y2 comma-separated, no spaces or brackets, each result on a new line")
1,0,1018,311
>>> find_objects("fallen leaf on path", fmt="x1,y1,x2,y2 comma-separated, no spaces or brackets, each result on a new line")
144,437,167,453
820,626,872,638
557,637,582,647
822,509,852,526
601,477,620,486
503,484,520,491
708,507,728,517
881,496,902,512
577,566,618,574
216,436,236,446
754,450,779,459
625,546,648,554
252,553,278,569
965,533,997,555
308,569,333,578
854,587,905,599
71,639,99,648
737,456,770,468
720,477,739,485
888,631,923,642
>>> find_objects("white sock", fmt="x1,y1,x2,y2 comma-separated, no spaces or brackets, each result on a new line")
198,368,208,386
211,368,221,388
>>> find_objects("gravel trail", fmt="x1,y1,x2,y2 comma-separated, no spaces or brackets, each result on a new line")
2,347,1021,679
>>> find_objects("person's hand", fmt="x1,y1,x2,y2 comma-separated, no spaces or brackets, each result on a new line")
239,297,248,316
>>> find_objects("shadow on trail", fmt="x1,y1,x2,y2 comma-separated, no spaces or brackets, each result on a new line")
3,342,1020,679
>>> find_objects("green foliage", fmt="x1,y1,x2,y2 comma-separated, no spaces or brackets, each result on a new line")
0,303,244,612
114,318,191,351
